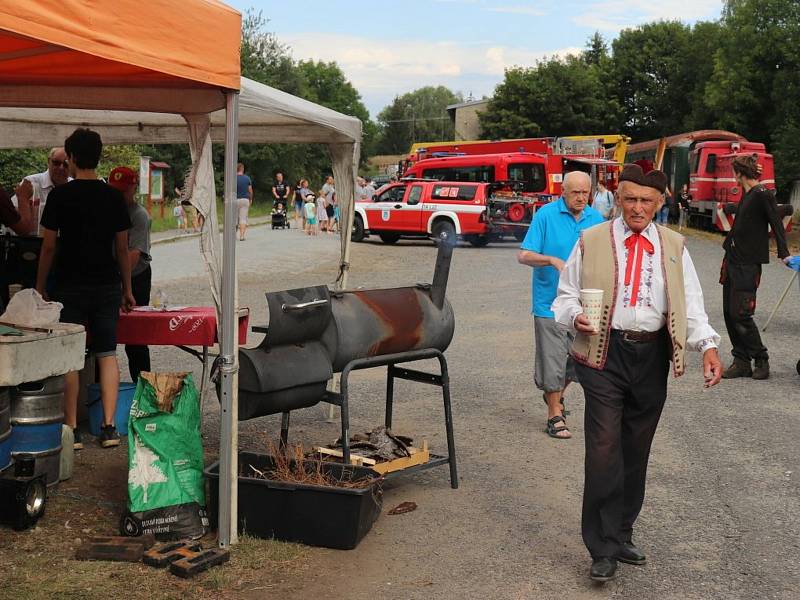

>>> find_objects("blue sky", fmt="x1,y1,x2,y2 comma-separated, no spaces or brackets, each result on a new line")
227,0,724,117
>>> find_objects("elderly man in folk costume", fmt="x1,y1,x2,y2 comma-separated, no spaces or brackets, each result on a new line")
553,164,723,582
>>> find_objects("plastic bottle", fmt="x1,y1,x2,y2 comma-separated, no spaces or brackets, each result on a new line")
153,289,167,309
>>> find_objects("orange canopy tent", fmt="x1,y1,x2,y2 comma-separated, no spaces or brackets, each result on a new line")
0,0,240,111
0,0,244,547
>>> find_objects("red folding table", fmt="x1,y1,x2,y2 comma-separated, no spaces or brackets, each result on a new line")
117,306,249,397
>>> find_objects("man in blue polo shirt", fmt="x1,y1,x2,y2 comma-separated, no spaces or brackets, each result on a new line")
518,171,604,439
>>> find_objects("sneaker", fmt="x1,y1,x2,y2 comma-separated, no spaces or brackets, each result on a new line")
73,428,84,451
99,424,121,448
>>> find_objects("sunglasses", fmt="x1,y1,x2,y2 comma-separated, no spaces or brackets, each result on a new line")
50,159,68,168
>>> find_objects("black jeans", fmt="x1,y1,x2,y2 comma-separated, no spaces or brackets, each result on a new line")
125,266,152,382
575,330,670,558
720,259,767,363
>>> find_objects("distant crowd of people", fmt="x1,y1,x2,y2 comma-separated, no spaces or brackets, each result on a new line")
592,179,691,228
231,167,383,239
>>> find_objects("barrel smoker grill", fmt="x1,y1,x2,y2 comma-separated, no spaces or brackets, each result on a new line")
238,242,459,488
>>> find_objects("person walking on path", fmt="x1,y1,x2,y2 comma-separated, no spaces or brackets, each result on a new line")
296,179,311,228
719,154,792,380
272,171,290,211
316,190,329,234
322,175,336,231
304,193,317,236
518,171,604,440
592,180,615,220
109,166,152,383
236,163,253,241
36,128,136,450
553,164,722,582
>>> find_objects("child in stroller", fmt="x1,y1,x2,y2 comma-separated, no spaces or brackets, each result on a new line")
271,202,290,229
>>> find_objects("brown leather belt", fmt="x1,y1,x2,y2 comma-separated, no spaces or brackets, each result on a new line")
611,328,665,343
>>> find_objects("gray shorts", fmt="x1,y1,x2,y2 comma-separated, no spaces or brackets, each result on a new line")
237,197,250,225
534,316,576,393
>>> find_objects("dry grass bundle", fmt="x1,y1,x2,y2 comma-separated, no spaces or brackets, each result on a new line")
241,439,375,489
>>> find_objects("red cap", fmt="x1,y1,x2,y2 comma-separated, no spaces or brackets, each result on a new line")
108,166,138,191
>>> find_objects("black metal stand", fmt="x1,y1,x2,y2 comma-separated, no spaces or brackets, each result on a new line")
320,348,458,490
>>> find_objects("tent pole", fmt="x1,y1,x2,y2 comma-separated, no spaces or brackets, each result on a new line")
218,90,240,548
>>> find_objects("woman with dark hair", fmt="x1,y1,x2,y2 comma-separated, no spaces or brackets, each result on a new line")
720,154,791,381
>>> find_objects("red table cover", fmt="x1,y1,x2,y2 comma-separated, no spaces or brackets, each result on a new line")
116,306,249,347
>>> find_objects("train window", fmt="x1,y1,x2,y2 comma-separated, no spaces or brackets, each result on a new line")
706,154,717,173
508,163,547,192
690,151,700,173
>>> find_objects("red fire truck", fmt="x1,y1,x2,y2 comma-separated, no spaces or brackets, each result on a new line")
625,130,791,232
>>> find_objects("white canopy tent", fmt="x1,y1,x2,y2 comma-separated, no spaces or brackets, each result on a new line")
0,77,363,294
0,80,362,545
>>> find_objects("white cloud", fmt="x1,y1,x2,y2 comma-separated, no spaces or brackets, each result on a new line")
284,32,580,115
488,5,547,16
573,0,722,31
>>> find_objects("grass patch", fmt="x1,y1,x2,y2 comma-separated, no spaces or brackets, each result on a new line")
145,198,277,234
0,492,308,600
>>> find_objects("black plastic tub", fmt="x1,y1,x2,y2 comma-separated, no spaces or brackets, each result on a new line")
205,451,383,550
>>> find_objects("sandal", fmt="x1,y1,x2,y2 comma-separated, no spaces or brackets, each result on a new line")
546,415,571,439
542,393,570,417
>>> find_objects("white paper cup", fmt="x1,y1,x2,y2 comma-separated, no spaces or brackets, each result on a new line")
8,283,23,299
580,288,604,332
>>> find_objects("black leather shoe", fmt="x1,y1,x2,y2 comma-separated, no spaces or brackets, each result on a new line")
590,557,618,581
615,542,646,565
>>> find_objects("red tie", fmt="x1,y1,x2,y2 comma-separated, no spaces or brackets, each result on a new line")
624,233,655,307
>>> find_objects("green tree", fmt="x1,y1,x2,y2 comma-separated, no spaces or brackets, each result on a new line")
0,149,48,191
296,59,376,158
376,86,462,154
154,10,375,199
706,0,800,189
479,54,620,139
610,21,696,139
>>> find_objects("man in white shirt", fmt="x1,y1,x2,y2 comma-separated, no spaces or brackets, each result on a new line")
10,147,70,236
553,164,723,582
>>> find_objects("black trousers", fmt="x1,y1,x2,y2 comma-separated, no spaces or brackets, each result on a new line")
721,260,767,362
125,265,151,382
575,330,670,558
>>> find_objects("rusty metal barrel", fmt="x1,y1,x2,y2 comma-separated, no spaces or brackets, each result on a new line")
322,286,455,372
0,387,11,473
10,376,64,487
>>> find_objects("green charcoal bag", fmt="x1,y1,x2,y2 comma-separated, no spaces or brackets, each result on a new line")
123,372,207,540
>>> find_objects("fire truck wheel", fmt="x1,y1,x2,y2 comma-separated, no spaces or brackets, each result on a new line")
379,232,400,244
351,214,366,242
796,359,800,376
466,234,489,247
432,219,457,247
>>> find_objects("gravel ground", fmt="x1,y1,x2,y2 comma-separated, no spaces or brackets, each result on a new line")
128,223,800,599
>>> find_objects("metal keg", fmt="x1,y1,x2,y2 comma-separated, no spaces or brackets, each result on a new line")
0,387,11,473
10,376,65,487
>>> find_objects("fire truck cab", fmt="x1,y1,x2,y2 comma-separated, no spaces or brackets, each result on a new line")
353,180,493,246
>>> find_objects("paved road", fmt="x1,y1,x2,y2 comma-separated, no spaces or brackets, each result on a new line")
134,224,800,600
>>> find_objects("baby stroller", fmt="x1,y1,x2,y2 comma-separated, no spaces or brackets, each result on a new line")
271,203,290,229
